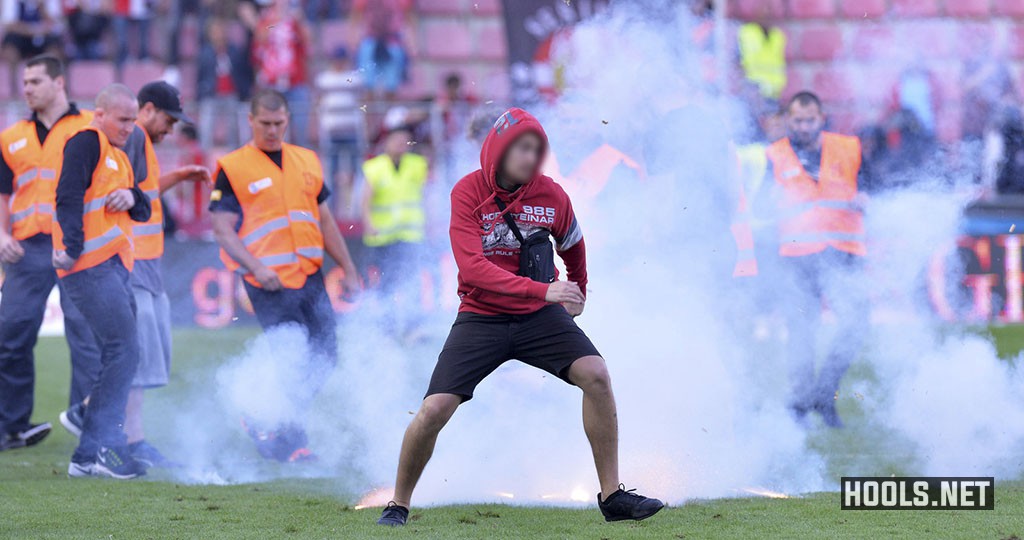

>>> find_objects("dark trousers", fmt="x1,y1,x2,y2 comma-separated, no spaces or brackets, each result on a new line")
60,258,139,460
780,249,869,409
0,235,100,435
243,270,338,411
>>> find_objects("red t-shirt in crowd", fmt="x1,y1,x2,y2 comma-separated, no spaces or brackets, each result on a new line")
449,108,587,315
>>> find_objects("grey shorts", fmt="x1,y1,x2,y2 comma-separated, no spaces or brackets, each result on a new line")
131,287,172,388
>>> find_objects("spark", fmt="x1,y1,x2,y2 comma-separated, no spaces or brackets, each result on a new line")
495,492,515,499
359,104,367,112
601,120,609,125
1011,224,1016,233
353,487,394,510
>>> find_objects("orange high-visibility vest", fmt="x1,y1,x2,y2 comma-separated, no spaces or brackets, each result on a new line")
132,127,163,260
0,109,93,239
216,143,325,289
766,133,866,258
52,127,135,277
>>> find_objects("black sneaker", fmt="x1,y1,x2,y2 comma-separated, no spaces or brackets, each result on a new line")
598,485,665,522
59,402,86,438
129,440,180,469
0,423,52,451
376,502,409,526
68,446,146,479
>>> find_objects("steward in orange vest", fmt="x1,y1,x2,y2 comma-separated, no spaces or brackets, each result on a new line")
116,81,208,466
209,90,359,463
53,84,153,479
758,91,870,430
0,56,103,450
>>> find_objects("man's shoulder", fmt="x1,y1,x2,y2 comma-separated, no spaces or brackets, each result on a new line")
0,119,33,142
528,174,570,203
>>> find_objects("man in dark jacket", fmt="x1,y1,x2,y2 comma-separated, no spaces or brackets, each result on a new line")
376,108,663,527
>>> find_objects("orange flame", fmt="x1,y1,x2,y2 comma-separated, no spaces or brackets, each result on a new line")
353,487,395,510
740,487,790,499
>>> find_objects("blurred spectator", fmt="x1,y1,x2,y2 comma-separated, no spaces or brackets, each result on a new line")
962,54,1016,142
64,0,109,60
737,21,786,100
303,0,340,21
316,46,363,217
111,0,151,66
1,0,63,64
251,0,312,146
166,124,213,239
993,108,1024,195
437,72,478,144
197,18,251,148
166,0,206,68
888,65,939,136
353,0,411,101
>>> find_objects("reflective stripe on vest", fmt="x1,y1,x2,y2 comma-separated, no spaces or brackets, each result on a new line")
81,225,125,255
142,188,159,201
11,203,54,223
83,196,108,214
133,222,164,236
242,217,290,246
15,168,37,189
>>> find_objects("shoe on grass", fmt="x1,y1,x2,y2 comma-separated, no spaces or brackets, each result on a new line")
129,440,180,468
598,484,665,522
68,446,146,480
59,402,86,438
376,502,409,526
0,422,52,451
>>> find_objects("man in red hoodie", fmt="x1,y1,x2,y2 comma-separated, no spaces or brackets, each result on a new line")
377,109,664,526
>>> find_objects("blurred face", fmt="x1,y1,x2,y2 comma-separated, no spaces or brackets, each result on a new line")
22,65,62,112
207,22,226,48
384,130,411,157
95,96,139,148
786,101,825,149
249,106,289,151
500,133,543,185
138,102,178,143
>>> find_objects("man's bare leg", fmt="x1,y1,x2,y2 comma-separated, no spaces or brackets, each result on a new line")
391,393,462,508
125,387,144,444
568,355,620,500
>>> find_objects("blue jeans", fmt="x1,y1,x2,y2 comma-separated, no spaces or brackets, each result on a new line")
242,270,337,412
60,258,139,460
0,235,100,435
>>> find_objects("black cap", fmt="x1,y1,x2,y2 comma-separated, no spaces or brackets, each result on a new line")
138,81,193,124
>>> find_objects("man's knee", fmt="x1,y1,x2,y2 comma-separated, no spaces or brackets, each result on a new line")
415,394,460,433
569,356,612,393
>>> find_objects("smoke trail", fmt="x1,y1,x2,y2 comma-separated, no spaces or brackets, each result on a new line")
160,0,1024,504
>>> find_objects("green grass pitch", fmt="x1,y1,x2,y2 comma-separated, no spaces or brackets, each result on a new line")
1,327,1023,539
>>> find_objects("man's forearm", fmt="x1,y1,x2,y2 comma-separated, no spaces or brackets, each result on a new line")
212,212,264,274
0,195,11,236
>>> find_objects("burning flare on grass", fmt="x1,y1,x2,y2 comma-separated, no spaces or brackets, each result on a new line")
741,487,791,499
353,487,395,510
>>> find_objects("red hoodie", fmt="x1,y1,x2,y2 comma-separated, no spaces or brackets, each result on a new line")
450,108,587,315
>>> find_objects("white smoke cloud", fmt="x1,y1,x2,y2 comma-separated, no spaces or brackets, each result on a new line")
160,0,1024,505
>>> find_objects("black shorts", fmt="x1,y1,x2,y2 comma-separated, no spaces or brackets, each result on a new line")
425,304,601,401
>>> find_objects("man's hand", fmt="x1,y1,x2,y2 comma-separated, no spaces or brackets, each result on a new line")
340,271,361,302
0,234,24,264
545,281,585,305
175,165,212,184
52,249,75,271
105,189,136,212
252,264,283,291
562,301,584,317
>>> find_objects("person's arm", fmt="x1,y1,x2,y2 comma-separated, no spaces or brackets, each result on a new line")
0,156,24,263
552,189,587,296
123,127,152,222
159,166,211,195
55,131,102,260
449,181,550,300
